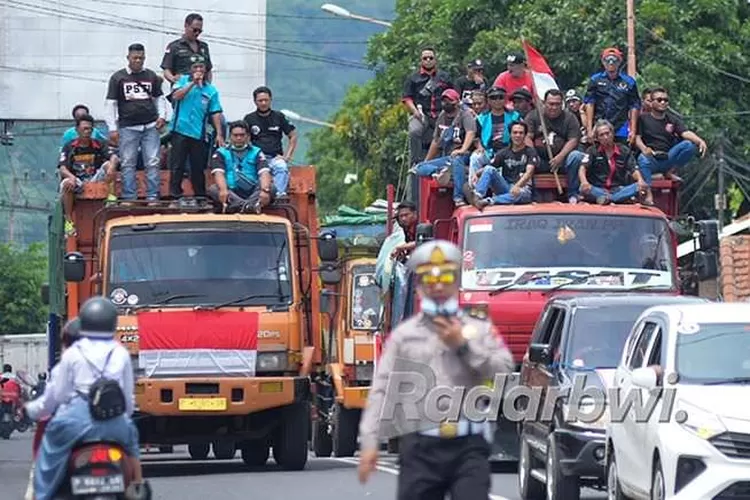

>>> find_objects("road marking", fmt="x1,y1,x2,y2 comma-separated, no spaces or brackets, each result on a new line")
25,463,34,500
326,457,513,500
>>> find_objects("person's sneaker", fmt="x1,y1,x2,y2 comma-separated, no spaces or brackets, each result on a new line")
105,194,117,203
64,220,76,238
475,198,492,210
568,196,579,204
435,168,452,186
454,199,467,207
596,195,610,205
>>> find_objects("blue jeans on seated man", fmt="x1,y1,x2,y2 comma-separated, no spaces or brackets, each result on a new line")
415,153,469,203
469,150,492,186
268,156,290,196
583,184,640,204
34,397,140,500
474,168,531,205
539,150,585,201
637,140,697,184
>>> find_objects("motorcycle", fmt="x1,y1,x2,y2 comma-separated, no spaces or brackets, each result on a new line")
0,399,14,439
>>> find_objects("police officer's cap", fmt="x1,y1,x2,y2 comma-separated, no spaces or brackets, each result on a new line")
408,240,462,276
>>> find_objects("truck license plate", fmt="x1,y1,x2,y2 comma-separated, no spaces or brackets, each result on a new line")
178,398,227,411
71,474,124,495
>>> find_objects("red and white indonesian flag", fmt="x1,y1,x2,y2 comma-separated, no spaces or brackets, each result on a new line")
137,311,259,377
523,40,559,101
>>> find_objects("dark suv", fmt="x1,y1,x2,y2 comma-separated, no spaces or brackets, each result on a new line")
516,293,707,500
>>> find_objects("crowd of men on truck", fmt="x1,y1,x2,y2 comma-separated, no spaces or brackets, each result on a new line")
405,46,707,209
58,12,298,238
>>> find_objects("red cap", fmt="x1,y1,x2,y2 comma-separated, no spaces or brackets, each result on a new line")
441,88,460,102
601,47,623,60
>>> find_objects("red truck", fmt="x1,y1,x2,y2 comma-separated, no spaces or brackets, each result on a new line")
382,172,718,461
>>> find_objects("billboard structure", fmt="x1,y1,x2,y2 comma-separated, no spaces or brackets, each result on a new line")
0,0,267,122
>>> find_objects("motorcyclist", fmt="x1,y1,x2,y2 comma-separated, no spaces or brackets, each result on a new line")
25,297,149,500
1,363,15,384
1,363,22,415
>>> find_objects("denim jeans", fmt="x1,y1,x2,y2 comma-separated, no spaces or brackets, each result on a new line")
415,154,469,202
475,168,532,205
268,156,290,195
119,126,161,200
585,184,640,203
637,140,697,184
469,150,491,186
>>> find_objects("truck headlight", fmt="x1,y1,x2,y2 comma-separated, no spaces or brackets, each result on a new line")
257,352,288,372
562,396,609,431
677,400,725,440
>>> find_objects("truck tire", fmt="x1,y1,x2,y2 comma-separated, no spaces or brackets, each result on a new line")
212,440,236,460
240,442,269,466
312,418,332,457
188,442,210,460
273,402,309,470
332,404,360,457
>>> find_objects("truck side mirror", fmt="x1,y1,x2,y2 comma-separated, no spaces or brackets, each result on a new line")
320,289,336,315
318,231,339,262
40,283,49,305
694,250,719,281
63,252,86,282
416,223,433,243
528,343,551,365
697,220,720,251
320,262,342,285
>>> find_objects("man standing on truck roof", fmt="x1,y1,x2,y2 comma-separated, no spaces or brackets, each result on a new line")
168,59,225,203
161,13,212,86
105,43,168,204
60,105,108,149
358,240,514,499
243,86,297,198
584,47,641,146
208,121,274,213
58,114,120,237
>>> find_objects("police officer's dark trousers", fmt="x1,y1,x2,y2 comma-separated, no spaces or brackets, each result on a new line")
397,433,491,500
169,132,209,198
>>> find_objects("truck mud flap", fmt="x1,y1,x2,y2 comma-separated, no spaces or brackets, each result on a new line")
293,377,311,404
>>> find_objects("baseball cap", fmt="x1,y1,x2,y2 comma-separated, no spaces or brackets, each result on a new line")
441,88,460,101
487,87,507,98
506,52,526,65
565,89,582,102
512,89,533,102
467,59,484,70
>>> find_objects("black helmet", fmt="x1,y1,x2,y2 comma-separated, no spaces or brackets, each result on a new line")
62,317,82,346
78,296,118,338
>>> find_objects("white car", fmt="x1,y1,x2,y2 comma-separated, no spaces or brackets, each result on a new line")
606,302,750,500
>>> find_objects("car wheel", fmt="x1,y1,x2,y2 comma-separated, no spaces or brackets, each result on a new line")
546,433,580,500
607,451,628,500
187,442,209,460
517,433,544,499
651,459,665,500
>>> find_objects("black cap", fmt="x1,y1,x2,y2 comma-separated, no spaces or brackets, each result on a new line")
506,52,526,64
467,59,484,70
487,86,507,98
511,89,533,101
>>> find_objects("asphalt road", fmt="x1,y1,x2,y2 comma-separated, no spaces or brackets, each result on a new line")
0,431,606,499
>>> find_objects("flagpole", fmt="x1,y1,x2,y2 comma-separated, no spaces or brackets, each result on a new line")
522,37,563,195
626,0,637,76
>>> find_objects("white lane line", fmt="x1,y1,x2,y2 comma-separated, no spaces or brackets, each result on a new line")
25,463,34,500
326,457,512,500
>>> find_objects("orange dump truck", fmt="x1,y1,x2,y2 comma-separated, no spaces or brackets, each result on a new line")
44,168,340,471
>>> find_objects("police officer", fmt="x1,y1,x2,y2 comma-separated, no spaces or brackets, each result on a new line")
358,239,514,499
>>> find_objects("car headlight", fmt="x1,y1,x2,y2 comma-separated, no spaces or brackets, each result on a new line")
677,400,725,440
561,396,609,431
256,352,288,372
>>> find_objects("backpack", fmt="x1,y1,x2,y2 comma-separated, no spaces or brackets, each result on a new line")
78,346,127,421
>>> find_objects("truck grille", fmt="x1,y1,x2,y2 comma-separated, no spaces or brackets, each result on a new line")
710,432,750,460
713,481,750,499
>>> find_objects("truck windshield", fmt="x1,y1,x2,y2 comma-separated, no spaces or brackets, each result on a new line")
462,214,675,291
676,323,750,384
106,224,292,307
350,265,380,331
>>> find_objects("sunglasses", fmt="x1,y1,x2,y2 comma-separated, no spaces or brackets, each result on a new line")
488,95,505,100
192,27,202,34
654,97,669,103
422,56,434,61
603,56,620,65
419,273,456,285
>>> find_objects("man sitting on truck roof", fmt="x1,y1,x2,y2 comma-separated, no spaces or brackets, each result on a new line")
60,104,108,149
58,114,120,237
578,119,649,205
208,120,274,213
470,121,538,208
413,88,476,206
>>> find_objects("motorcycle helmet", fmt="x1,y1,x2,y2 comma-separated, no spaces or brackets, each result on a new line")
61,317,82,347
78,296,118,338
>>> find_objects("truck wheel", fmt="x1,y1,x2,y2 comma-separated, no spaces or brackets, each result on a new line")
212,440,236,460
312,418,332,457
518,434,544,499
546,433,580,500
188,442,210,460
240,442,269,466
332,404,360,457
273,402,310,470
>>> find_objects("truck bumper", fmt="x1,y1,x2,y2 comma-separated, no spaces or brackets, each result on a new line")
341,386,369,410
553,427,607,479
135,376,310,416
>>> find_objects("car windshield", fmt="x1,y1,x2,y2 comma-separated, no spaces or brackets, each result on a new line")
350,265,380,331
106,223,292,307
462,214,675,290
676,323,750,383
564,305,650,369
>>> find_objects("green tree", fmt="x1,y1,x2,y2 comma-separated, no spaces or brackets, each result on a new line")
0,243,48,334
309,0,750,216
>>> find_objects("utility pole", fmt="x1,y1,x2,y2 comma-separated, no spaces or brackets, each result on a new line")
716,134,727,233
8,173,18,243
626,0,637,76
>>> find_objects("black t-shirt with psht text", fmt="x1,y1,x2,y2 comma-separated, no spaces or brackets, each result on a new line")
243,110,296,158
106,69,163,128
637,112,687,153
491,146,540,184
525,109,581,160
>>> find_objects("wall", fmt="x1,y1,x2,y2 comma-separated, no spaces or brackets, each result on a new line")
719,235,750,301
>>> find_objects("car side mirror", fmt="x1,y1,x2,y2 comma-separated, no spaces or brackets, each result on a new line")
63,252,86,282
631,367,658,390
694,250,719,281
318,231,339,262
697,220,720,251
528,343,551,365
416,223,433,243
320,262,342,285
